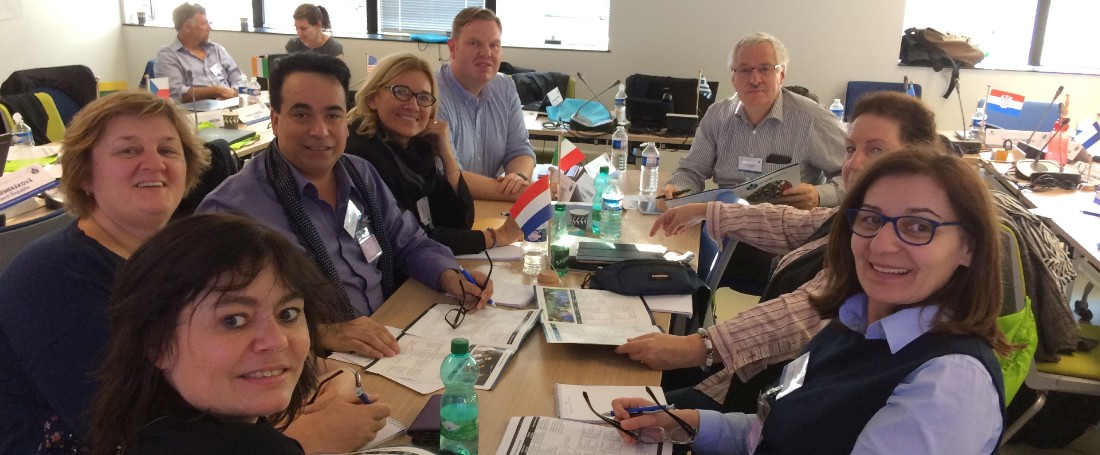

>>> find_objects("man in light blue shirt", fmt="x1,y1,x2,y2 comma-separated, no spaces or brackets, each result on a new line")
154,3,242,101
436,7,535,201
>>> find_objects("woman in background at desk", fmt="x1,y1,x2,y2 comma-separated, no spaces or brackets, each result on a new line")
285,4,344,59
613,151,1016,454
344,53,521,255
89,214,351,454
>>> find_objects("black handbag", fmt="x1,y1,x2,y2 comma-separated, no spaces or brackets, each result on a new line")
586,259,705,296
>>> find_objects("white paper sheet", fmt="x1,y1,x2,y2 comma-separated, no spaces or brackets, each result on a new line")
495,416,668,455
403,304,538,350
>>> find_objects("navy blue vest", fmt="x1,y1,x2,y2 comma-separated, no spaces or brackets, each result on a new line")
754,320,1006,455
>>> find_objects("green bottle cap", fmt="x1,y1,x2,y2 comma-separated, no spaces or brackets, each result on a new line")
450,338,470,355
599,166,609,174
555,203,566,211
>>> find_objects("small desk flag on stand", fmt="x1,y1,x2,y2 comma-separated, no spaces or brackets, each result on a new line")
148,77,170,99
1075,121,1100,155
698,72,713,100
556,138,586,173
510,175,552,241
987,89,1025,116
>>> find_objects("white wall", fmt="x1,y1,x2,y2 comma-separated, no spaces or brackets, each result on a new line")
10,0,1100,133
0,0,127,81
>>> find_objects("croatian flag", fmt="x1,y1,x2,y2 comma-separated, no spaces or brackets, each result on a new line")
698,73,713,100
148,77,170,99
509,175,552,241
557,138,586,173
1075,121,1100,155
986,89,1025,116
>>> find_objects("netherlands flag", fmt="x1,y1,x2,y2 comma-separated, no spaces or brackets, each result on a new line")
1075,121,1100,155
509,175,552,241
986,89,1025,116
557,138,586,173
148,77,170,99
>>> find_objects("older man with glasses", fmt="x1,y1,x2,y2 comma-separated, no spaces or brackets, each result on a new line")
660,32,846,210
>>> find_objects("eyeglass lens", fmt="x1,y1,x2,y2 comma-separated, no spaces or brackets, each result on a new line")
390,85,436,107
847,209,954,246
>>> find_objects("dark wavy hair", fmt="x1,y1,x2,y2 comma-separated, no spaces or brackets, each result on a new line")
810,150,1014,356
89,214,342,455
850,91,939,147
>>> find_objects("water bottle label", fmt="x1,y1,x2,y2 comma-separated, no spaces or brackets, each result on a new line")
613,139,624,149
642,156,658,167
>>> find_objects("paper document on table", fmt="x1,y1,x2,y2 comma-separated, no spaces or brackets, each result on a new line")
455,244,521,261
332,446,437,455
365,334,514,391
7,144,60,161
487,282,535,308
358,418,407,450
404,303,538,349
326,326,405,367
643,294,693,317
555,384,667,424
536,287,663,345
495,416,668,455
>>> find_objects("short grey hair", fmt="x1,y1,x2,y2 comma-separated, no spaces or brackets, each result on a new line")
728,32,790,70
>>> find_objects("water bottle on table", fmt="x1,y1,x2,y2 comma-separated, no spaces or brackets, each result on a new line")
828,99,844,121
247,77,262,106
601,179,624,241
968,108,986,142
549,203,570,277
11,113,34,151
615,83,628,125
440,338,479,455
521,222,548,276
591,166,610,236
611,126,629,175
639,142,660,196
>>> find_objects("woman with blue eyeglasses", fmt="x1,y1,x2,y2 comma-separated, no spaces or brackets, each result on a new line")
345,53,522,255
614,150,1017,454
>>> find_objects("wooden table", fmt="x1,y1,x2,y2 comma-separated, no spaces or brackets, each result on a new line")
363,170,699,451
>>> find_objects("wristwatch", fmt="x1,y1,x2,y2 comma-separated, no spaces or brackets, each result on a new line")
697,328,714,369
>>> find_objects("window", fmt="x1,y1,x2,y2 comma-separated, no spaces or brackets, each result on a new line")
902,0,1100,71
262,0,370,35
379,0,484,34
496,0,610,51
120,0,611,52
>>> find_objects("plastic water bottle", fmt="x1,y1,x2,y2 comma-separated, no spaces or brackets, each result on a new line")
828,99,844,121
236,75,249,107
440,338,479,455
591,166,610,236
601,180,623,241
521,222,548,276
247,77,262,106
614,83,627,125
11,113,34,151
639,142,660,195
611,126,628,175
549,203,570,276
968,108,986,142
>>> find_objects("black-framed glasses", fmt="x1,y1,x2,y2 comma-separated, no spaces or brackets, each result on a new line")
845,208,961,246
583,386,696,445
445,251,494,329
732,64,782,78
385,85,437,107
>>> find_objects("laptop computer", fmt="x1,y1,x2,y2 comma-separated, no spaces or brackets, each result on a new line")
197,127,257,146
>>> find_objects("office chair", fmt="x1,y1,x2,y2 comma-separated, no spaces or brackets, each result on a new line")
0,209,72,274
843,81,922,122
32,92,65,143
172,139,241,220
138,59,157,89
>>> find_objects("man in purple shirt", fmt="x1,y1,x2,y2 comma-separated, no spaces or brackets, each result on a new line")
198,53,492,358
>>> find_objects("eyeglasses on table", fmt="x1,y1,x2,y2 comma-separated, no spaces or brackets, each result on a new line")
583,385,696,445
445,250,493,329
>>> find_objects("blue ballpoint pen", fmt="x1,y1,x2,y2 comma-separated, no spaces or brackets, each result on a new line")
605,404,675,417
458,266,495,306
353,371,372,404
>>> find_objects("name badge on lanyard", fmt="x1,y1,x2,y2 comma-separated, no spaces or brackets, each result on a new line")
738,156,764,174
416,196,433,227
210,63,223,78
344,201,382,264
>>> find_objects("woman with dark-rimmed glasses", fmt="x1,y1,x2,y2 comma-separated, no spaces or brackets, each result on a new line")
614,150,1017,454
345,53,522,255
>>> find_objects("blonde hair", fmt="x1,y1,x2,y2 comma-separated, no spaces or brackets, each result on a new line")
60,91,209,217
348,53,438,137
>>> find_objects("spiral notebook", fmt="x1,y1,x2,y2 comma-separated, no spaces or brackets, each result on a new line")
554,384,666,424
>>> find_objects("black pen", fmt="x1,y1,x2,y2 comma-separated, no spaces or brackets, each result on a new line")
655,189,691,200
